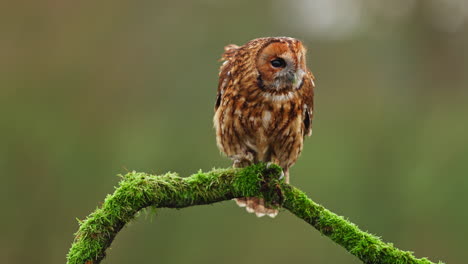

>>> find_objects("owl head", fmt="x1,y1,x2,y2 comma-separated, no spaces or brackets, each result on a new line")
254,37,308,91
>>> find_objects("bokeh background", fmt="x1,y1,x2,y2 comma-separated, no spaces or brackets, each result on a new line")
2,0,468,263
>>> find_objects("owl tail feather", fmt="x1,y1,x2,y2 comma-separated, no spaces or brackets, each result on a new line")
235,197,278,218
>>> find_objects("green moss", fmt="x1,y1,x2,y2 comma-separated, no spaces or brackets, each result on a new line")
281,185,444,264
67,164,444,264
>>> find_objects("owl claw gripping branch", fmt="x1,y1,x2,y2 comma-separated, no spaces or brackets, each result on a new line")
213,37,315,218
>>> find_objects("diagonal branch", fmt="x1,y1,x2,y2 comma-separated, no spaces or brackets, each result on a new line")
66,163,444,264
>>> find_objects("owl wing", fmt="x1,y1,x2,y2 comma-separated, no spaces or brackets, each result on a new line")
215,44,239,111
303,71,315,137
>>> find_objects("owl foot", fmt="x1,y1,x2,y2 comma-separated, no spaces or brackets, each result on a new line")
232,153,254,168
266,162,285,180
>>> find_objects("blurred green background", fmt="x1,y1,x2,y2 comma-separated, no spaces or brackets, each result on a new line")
1,1,468,263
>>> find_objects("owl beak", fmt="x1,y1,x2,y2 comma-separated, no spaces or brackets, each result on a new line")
291,69,306,89
286,71,297,84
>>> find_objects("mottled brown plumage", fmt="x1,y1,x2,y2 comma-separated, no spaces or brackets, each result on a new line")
214,37,315,217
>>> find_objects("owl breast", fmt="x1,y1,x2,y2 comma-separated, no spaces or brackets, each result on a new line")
214,84,305,167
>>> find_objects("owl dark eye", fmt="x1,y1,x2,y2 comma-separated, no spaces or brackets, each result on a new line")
270,58,286,68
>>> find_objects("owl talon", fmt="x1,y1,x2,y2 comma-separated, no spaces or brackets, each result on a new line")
279,170,285,180
266,162,284,180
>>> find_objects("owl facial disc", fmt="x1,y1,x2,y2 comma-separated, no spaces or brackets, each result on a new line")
256,39,308,91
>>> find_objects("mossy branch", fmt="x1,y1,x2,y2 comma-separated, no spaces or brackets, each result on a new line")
67,163,444,264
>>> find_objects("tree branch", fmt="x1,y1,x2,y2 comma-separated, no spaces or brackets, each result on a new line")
66,163,444,264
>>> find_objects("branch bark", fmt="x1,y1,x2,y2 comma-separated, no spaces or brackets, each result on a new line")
66,163,443,264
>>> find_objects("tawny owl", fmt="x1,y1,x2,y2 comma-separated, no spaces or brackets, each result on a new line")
213,37,315,217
